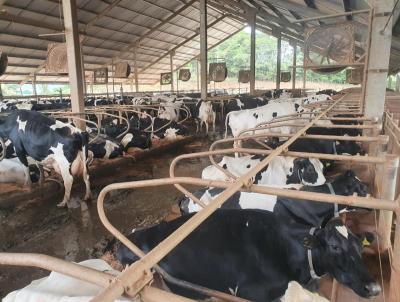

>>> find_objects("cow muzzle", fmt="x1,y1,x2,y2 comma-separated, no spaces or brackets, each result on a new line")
0,137,5,161
364,282,381,297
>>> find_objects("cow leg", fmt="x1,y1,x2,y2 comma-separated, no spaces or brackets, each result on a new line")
82,161,91,201
212,113,216,133
57,162,74,208
205,120,209,134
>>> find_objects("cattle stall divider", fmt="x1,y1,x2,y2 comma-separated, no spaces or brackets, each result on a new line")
1,93,400,301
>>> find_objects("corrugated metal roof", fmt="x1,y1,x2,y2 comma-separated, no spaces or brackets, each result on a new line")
1,0,399,85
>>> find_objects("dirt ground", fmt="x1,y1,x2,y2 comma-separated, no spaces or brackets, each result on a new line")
0,136,214,298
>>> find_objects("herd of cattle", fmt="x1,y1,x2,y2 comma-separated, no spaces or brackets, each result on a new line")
0,88,383,301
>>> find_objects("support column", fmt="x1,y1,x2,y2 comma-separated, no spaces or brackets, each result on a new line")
32,74,38,101
249,10,256,95
291,41,297,91
0,82,3,102
364,0,394,122
276,32,282,90
134,47,139,92
396,74,400,92
200,0,208,100
197,58,200,92
170,51,174,93
62,0,85,130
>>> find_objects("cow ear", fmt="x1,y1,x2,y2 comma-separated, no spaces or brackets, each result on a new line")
358,232,375,246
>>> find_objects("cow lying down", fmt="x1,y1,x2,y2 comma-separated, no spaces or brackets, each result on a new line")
116,210,381,301
0,158,41,185
202,154,325,186
3,259,131,302
180,170,368,226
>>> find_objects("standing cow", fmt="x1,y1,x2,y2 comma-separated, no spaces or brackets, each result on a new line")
0,110,91,207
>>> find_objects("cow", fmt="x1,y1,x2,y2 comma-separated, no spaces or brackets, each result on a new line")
275,170,368,226
0,110,91,207
120,130,152,151
180,170,367,216
225,101,310,138
186,100,216,133
116,210,381,301
202,155,325,187
0,158,41,185
266,138,364,171
88,138,124,159
224,96,269,114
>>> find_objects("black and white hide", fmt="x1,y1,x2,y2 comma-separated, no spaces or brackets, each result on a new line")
202,155,325,186
117,211,381,301
0,110,91,207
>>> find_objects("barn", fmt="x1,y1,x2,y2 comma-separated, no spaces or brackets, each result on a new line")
0,0,400,301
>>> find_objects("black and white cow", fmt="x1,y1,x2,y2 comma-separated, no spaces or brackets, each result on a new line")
224,96,269,114
180,170,367,216
275,170,368,226
186,100,216,133
0,110,91,207
116,210,381,301
88,138,124,159
0,158,41,185
202,155,325,187
267,138,364,156
225,101,310,138
120,129,152,151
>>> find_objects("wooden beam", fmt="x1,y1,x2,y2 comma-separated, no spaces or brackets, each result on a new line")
62,0,85,130
200,0,208,99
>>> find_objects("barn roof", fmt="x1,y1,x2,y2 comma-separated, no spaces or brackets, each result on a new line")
0,0,399,86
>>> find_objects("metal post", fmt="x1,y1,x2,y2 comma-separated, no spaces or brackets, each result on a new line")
134,47,139,92
364,0,394,122
302,40,307,90
200,0,208,99
197,58,200,92
112,61,115,99
249,10,256,95
62,0,85,130
170,51,174,94
276,32,281,90
0,82,3,102
396,74,400,92
32,74,38,102
292,41,297,91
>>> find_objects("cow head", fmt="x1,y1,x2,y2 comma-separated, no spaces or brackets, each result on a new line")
311,219,380,298
287,158,325,186
335,140,364,155
331,170,368,197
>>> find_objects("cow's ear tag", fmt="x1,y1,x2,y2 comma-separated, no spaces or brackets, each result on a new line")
362,238,370,246
303,235,315,249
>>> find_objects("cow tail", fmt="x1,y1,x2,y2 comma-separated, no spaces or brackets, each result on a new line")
81,131,90,164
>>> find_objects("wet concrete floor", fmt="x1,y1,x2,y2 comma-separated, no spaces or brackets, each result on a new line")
0,136,214,298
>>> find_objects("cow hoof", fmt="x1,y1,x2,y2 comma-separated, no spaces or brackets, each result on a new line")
84,194,92,201
57,201,67,208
